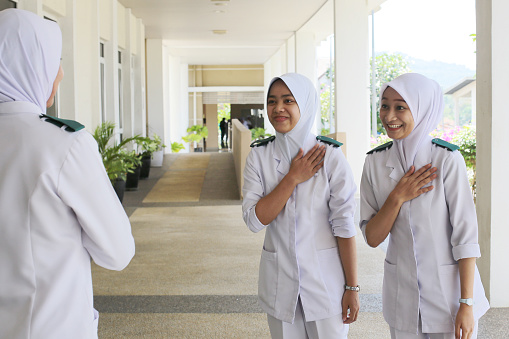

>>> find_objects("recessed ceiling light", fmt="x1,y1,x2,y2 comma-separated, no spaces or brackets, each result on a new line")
212,30,227,35
214,10,225,13
211,0,229,5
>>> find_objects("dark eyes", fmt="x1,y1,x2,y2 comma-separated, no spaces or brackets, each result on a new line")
267,98,295,105
380,104,406,111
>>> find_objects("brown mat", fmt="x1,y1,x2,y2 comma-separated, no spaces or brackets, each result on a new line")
143,154,210,203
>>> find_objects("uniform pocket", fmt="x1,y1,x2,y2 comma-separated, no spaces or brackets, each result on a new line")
317,247,344,308
258,249,278,309
439,263,460,316
382,260,398,323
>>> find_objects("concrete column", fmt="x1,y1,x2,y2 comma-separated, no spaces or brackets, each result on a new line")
295,31,318,134
333,0,370,187
121,8,135,139
286,35,296,73
133,19,146,137
58,0,77,121
103,0,119,137
476,0,509,307
146,39,167,145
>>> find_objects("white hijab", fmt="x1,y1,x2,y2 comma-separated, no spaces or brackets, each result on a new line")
268,73,319,164
0,9,62,113
380,73,443,171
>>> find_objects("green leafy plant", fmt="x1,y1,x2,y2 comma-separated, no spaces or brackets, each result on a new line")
182,125,208,146
251,127,271,141
136,136,159,157
171,141,185,153
93,122,142,182
149,133,166,152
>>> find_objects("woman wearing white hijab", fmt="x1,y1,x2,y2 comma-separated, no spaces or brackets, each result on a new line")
0,9,135,339
359,73,489,339
243,73,359,339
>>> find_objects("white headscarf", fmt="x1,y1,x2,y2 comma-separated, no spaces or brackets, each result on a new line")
268,73,319,164
0,9,62,113
380,73,444,171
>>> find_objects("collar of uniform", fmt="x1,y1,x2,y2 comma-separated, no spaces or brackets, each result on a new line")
386,146,405,182
0,101,42,114
386,136,433,181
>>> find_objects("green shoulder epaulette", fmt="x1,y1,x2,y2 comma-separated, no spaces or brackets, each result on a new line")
40,114,84,132
367,141,393,154
316,135,343,147
432,138,459,151
250,135,275,147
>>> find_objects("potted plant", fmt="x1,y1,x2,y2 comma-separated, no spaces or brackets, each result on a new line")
136,136,158,179
182,124,208,152
151,133,167,167
93,122,141,201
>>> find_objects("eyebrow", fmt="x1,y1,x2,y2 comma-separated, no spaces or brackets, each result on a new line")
381,97,406,103
268,94,294,99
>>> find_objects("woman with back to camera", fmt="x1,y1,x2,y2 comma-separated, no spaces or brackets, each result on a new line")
242,73,359,339
360,73,489,339
0,9,135,339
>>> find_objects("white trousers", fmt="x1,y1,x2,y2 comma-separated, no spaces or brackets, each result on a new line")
390,317,478,339
267,298,349,339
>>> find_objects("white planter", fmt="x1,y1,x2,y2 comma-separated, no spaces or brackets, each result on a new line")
151,150,164,167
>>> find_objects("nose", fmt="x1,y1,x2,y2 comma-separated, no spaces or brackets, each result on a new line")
274,100,285,112
384,107,397,122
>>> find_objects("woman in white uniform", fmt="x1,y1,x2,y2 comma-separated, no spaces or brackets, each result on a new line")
359,73,489,339
243,73,359,339
0,9,135,339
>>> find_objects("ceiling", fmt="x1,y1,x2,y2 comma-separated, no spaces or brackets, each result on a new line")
117,0,333,65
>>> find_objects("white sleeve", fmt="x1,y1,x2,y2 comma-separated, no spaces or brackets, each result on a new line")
241,150,268,233
443,150,480,260
359,156,378,243
327,146,357,238
58,131,135,270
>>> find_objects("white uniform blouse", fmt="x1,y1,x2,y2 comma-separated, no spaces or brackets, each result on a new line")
242,134,357,323
360,141,489,334
0,101,135,339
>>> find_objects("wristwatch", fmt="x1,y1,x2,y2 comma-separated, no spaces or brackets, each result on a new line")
345,284,360,292
459,298,474,306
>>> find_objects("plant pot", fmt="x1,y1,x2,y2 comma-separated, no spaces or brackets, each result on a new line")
151,150,163,167
126,165,141,191
194,147,203,152
112,178,126,202
139,155,151,179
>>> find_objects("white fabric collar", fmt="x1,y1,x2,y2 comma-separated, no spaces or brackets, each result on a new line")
269,73,319,165
0,9,62,113
380,73,443,172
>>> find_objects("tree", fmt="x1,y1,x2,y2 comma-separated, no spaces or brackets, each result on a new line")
370,53,412,134
319,66,334,135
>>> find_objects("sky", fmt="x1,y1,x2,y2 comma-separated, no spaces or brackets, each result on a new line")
371,0,476,70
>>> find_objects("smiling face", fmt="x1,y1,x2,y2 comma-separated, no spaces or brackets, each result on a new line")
267,79,301,134
380,86,415,140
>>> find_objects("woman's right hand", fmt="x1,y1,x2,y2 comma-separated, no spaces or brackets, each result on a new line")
389,164,437,205
287,144,326,185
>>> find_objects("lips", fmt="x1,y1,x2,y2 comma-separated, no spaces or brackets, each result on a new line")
273,116,288,122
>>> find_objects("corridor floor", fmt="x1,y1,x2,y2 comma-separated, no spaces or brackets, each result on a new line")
92,152,508,339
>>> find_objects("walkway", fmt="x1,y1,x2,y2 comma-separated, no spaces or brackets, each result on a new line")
92,152,508,338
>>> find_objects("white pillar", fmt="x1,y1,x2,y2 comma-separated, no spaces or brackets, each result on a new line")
146,39,167,145
133,19,146,137
57,0,77,123
295,31,318,135
121,9,135,139
476,0,509,307
333,0,370,187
